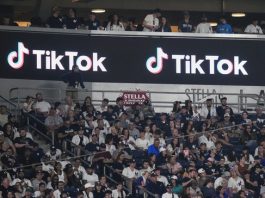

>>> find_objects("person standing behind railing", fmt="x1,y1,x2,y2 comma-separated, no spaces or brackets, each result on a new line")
62,65,85,102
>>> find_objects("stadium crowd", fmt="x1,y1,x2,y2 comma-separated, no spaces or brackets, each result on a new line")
0,91,264,198
0,7,264,34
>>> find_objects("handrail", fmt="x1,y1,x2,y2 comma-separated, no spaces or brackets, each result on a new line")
104,164,158,198
28,124,52,142
0,95,17,107
9,87,263,114
25,113,53,143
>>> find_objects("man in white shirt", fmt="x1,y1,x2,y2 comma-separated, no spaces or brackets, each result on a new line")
198,131,215,150
139,160,153,176
122,160,139,179
122,159,139,193
34,92,51,117
200,98,217,120
83,183,94,198
245,19,263,34
53,180,65,198
162,184,179,198
11,169,33,187
143,9,161,32
46,145,62,160
154,168,169,186
83,165,99,185
72,127,90,155
214,171,230,189
195,15,213,33
228,169,245,193
135,130,150,150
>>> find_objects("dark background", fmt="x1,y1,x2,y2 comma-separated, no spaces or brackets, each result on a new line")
1,29,265,85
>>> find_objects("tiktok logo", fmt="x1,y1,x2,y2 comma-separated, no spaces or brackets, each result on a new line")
146,47,168,74
7,42,29,69
146,47,248,75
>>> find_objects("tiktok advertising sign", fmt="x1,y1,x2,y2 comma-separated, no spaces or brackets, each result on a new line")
0,27,265,85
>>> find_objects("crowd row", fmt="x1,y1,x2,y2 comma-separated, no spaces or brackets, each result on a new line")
1,8,264,34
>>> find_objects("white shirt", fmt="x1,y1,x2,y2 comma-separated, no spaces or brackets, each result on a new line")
106,144,116,155
195,22,213,33
158,175,169,186
228,176,245,192
244,24,263,34
53,189,62,198
214,177,226,189
83,191,94,198
123,136,136,150
143,14,159,32
106,22,125,31
139,167,153,176
112,189,126,198
73,165,87,179
198,135,215,150
83,172,99,184
92,119,110,129
72,135,90,146
35,101,51,113
200,106,217,119
122,167,139,179
135,138,149,150
11,178,32,187
162,192,179,198
59,160,71,169
46,149,62,160
42,162,54,173
14,131,33,140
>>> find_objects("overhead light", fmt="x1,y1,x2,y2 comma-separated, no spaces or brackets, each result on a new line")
91,9,106,13
231,13,246,17
210,22,217,27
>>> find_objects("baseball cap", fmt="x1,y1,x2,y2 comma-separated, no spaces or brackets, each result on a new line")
129,159,136,164
198,168,205,174
166,183,173,188
224,113,230,117
171,175,178,180
50,145,56,151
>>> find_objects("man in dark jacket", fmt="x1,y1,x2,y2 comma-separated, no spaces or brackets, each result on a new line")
63,65,85,101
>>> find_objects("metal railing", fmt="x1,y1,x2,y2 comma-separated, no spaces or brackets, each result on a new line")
9,87,265,115
0,95,19,119
24,112,52,143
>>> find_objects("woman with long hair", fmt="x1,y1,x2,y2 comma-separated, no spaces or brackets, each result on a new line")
106,14,125,31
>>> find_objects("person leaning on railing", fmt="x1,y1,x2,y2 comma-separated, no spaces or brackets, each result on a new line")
62,65,85,102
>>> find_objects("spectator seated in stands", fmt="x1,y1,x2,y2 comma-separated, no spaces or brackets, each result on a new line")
106,14,125,31
195,15,213,33
85,12,101,30
216,16,233,34
46,6,64,29
45,107,63,137
72,126,89,156
244,19,263,34
142,9,161,32
157,16,172,32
